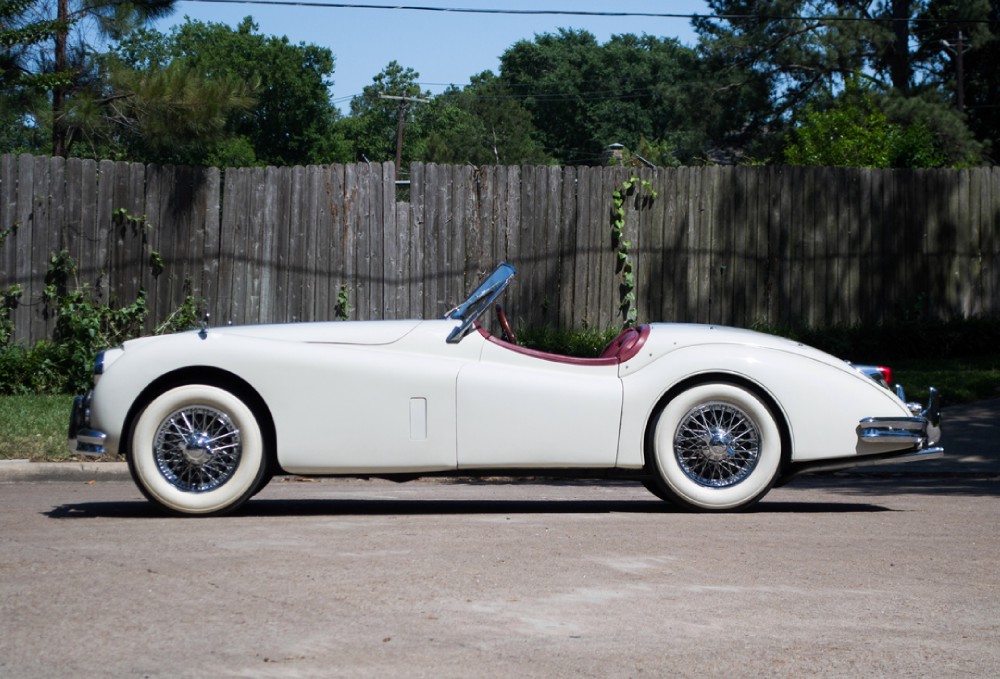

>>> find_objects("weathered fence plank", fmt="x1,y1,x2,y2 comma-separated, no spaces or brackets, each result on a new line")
2,154,999,346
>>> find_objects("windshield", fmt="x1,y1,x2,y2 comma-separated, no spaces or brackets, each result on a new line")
444,263,516,343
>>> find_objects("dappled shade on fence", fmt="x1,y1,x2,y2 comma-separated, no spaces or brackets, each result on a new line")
2,153,997,344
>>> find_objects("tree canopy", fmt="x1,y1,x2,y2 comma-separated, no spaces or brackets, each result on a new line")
2,5,997,167
115,17,347,166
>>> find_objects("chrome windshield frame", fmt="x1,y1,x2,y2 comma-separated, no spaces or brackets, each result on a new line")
444,263,516,343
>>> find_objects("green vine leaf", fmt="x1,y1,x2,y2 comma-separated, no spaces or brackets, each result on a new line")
609,175,655,329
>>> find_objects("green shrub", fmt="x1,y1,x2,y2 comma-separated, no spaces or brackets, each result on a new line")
518,326,621,357
751,316,1000,363
0,342,64,395
0,251,202,395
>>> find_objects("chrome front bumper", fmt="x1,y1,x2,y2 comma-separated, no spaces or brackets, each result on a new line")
68,391,108,456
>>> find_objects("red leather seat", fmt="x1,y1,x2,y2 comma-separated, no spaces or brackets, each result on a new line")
599,328,637,359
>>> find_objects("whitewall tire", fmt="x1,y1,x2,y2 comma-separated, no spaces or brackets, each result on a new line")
649,382,784,511
128,384,267,515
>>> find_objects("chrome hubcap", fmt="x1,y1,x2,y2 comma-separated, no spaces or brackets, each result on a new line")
674,402,760,487
153,406,242,492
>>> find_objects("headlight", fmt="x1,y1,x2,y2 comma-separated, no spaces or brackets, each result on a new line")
94,347,124,378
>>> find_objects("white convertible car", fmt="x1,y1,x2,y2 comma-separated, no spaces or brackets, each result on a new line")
69,263,942,515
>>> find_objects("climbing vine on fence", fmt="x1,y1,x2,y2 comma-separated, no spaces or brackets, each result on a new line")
611,175,656,328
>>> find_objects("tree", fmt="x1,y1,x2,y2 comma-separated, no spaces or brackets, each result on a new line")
1,0,72,152
97,55,256,165
496,30,725,165
340,61,430,165
47,0,177,156
497,29,604,164
116,18,348,166
784,80,945,167
422,73,551,165
913,0,998,160
694,0,993,162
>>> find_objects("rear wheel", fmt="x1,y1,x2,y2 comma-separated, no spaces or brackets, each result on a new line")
128,384,267,516
647,383,783,511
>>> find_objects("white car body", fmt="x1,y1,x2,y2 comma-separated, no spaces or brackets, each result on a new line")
70,263,943,514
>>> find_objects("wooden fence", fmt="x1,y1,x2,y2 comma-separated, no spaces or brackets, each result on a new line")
1,153,998,345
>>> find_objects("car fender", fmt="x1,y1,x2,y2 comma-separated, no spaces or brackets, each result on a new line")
90,321,479,472
616,342,911,468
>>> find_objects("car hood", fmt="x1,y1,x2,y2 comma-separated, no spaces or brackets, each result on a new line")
128,320,427,347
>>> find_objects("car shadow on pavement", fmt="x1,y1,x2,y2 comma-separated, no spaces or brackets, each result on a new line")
45,497,892,519
789,474,1000,498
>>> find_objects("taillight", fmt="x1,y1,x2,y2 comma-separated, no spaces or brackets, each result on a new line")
877,366,893,386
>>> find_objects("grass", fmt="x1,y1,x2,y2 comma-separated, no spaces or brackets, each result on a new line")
0,394,76,461
1,356,996,462
894,355,1000,406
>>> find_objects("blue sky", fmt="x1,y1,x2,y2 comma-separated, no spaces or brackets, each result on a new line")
157,1,710,112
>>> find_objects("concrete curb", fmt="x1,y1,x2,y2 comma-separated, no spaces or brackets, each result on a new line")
0,460,130,483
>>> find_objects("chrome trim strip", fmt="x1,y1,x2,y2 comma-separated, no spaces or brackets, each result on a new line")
858,416,927,444
859,431,925,444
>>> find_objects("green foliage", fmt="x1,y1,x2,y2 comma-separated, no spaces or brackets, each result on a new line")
894,355,1000,405
2,0,180,156
0,1,73,92
47,288,149,392
951,1,1000,162
517,326,621,358
497,30,716,165
0,250,201,394
0,342,64,395
341,61,429,164
784,82,947,168
40,284,200,393
752,315,1000,364
99,56,257,164
334,284,351,321
694,0,992,164
113,18,346,166
750,315,1000,405
0,284,22,345
423,73,552,165
611,176,656,327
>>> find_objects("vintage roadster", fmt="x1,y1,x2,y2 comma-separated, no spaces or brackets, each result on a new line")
69,263,942,515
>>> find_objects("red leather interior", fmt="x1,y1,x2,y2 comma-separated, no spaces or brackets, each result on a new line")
479,325,650,366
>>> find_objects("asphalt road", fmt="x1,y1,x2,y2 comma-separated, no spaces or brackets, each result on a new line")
1,476,998,678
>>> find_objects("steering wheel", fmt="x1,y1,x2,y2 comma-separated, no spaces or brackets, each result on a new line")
495,304,516,344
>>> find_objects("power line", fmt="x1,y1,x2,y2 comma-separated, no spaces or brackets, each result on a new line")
178,1,995,25
178,1,711,20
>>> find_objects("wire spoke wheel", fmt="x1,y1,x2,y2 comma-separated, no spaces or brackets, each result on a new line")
154,406,242,493
674,402,760,488
129,384,267,516
648,383,784,511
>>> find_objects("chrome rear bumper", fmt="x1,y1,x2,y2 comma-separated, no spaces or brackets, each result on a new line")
779,386,944,484
858,387,941,447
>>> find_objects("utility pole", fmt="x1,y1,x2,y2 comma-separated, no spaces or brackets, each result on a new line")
379,94,430,171
941,31,967,112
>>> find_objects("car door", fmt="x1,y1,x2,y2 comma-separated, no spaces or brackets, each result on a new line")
455,339,623,468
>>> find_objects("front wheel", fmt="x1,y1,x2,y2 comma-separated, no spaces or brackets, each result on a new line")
128,384,267,516
647,383,784,511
